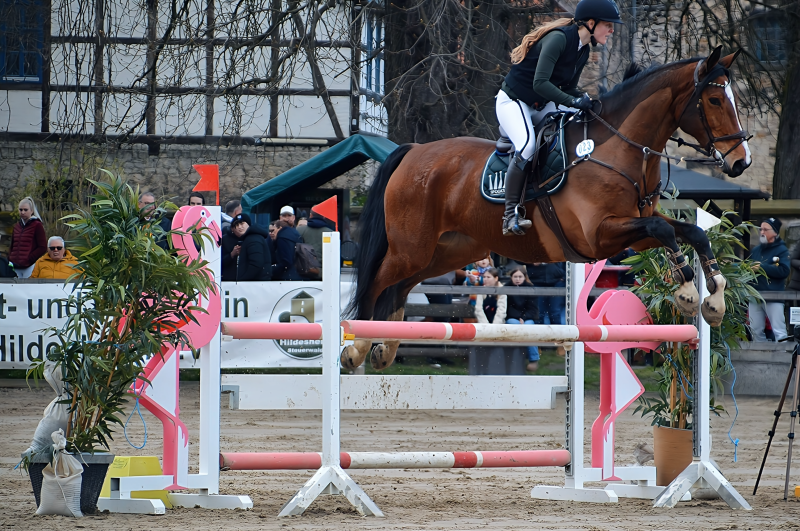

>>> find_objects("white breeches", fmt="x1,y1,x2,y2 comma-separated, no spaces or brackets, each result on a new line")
495,90,576,161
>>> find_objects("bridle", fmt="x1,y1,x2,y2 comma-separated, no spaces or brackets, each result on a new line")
578,58,751,212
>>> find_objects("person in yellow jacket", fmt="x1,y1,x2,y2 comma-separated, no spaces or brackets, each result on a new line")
31,236,79,279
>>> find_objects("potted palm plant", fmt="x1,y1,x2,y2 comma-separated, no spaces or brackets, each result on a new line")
631,205,760,486
24,171,215,514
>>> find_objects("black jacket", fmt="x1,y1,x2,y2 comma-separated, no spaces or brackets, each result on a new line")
790,243,800,291
272,226,302,281
235,225,272,281
506,281,539,321
526,262,566,286
749,238,789,292
221,233,241,282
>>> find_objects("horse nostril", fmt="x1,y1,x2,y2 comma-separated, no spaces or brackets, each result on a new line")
729,159,749,177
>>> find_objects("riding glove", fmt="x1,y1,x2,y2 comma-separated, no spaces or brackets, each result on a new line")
570,94,592,111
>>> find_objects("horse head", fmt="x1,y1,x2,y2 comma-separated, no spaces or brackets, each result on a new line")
677,46,752,177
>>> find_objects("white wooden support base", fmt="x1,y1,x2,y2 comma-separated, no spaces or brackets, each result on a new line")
169,492,255,510
606,483,691,501
652,460,751,510
278,465,384,517
530,485,618,503
97,498,167,515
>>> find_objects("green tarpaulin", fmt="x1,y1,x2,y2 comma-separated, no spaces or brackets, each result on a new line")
241,134,398,213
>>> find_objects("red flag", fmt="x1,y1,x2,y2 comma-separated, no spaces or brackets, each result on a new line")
192,164,219,205
311,195,338,230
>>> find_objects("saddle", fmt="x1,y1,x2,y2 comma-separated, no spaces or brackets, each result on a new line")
480,111,571,203
481,111,592,262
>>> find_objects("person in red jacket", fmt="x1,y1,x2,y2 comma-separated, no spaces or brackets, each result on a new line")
9,196,47,278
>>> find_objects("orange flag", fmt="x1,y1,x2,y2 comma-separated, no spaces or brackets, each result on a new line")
192,164,219,205
311,195,338,230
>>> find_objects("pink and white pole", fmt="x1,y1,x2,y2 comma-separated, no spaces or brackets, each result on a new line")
220,450,571,470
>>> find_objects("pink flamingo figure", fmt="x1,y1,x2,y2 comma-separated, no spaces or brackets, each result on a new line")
577,260,661,481
132,205,222,489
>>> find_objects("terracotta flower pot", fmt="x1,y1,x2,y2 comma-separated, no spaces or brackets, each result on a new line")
653,425,693,486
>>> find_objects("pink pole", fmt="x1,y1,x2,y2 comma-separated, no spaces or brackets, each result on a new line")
221,322,323,340
340,320,697,345
219,450,570,470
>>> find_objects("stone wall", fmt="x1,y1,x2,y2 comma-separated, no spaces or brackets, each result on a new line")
0,141,378,254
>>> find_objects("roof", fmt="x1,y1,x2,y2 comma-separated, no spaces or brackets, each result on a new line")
241,134,398,212
660,162,770,200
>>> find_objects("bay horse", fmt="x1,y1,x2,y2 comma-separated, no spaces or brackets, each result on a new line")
344,47,752,371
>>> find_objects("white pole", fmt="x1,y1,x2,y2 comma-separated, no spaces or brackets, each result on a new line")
321,232,341,467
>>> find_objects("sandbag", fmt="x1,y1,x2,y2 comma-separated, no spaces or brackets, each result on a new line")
24,361,69,460
36,429,83,517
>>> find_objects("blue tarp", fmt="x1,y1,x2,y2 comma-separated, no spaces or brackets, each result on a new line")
241,134,398,212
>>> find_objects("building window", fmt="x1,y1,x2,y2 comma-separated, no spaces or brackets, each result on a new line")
750,13,788,64
363,11,383,94
0,0,45,82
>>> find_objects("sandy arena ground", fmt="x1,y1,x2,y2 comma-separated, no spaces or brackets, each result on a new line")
2,382,800,530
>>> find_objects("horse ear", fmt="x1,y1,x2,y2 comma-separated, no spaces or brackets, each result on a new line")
703,46,723,73
719,49,742,68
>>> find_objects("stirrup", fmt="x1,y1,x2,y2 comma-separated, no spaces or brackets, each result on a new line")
503,214,531,236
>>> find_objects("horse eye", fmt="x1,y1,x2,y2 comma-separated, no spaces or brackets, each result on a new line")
709,97,722,106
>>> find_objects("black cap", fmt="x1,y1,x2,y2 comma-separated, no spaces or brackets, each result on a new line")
765,217,782,234
231,213,252,227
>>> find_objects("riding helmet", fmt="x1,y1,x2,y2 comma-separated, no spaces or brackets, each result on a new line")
574,0,624,24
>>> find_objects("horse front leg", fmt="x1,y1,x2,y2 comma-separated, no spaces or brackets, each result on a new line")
598,216,700,319
662,215,727,326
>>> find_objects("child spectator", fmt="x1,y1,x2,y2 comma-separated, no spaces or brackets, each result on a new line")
9,197,47,278
31,236,79,279
474,268,506,324
505,267,540,372
464,256,493,308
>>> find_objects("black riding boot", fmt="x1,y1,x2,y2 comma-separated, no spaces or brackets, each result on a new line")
503,158,532,236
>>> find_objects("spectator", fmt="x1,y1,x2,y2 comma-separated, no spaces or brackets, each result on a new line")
222,200,242,236
9,196,47,278
505,267,540,372
527,261,566,356
608,248,637,286
31,236,79,279
272,219,302,280
297,205,334,279
228,214,271,281
188,192,205,206
464,256,493,310
474,268,507,324
268,222,278,242
139,192,172,250
790,241,800,293
280,205,296,227
748,217,790,342
220,224,242,282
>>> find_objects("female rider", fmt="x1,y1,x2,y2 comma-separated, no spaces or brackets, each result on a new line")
497,0,623,236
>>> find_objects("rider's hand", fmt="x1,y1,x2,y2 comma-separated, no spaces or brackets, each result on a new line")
571,93,592,111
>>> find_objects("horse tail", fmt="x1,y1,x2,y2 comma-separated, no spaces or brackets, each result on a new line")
346,143,414,320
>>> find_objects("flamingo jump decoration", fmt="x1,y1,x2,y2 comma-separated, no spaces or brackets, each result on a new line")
576,260,660,481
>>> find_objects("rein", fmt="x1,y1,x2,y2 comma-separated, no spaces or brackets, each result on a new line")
577,59,750,212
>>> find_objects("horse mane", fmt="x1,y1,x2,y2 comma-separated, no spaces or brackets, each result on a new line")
599,57,702,111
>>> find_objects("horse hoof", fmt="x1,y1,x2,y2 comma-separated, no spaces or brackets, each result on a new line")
370,343,395,371
701,299,725,327
673,283,699,318
341,345,366,370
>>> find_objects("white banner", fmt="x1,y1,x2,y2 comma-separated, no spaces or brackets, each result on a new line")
0,274,355,370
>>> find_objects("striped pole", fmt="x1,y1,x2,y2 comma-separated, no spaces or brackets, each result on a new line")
220,450,571,470
221,321,323,340
340,321,698,345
